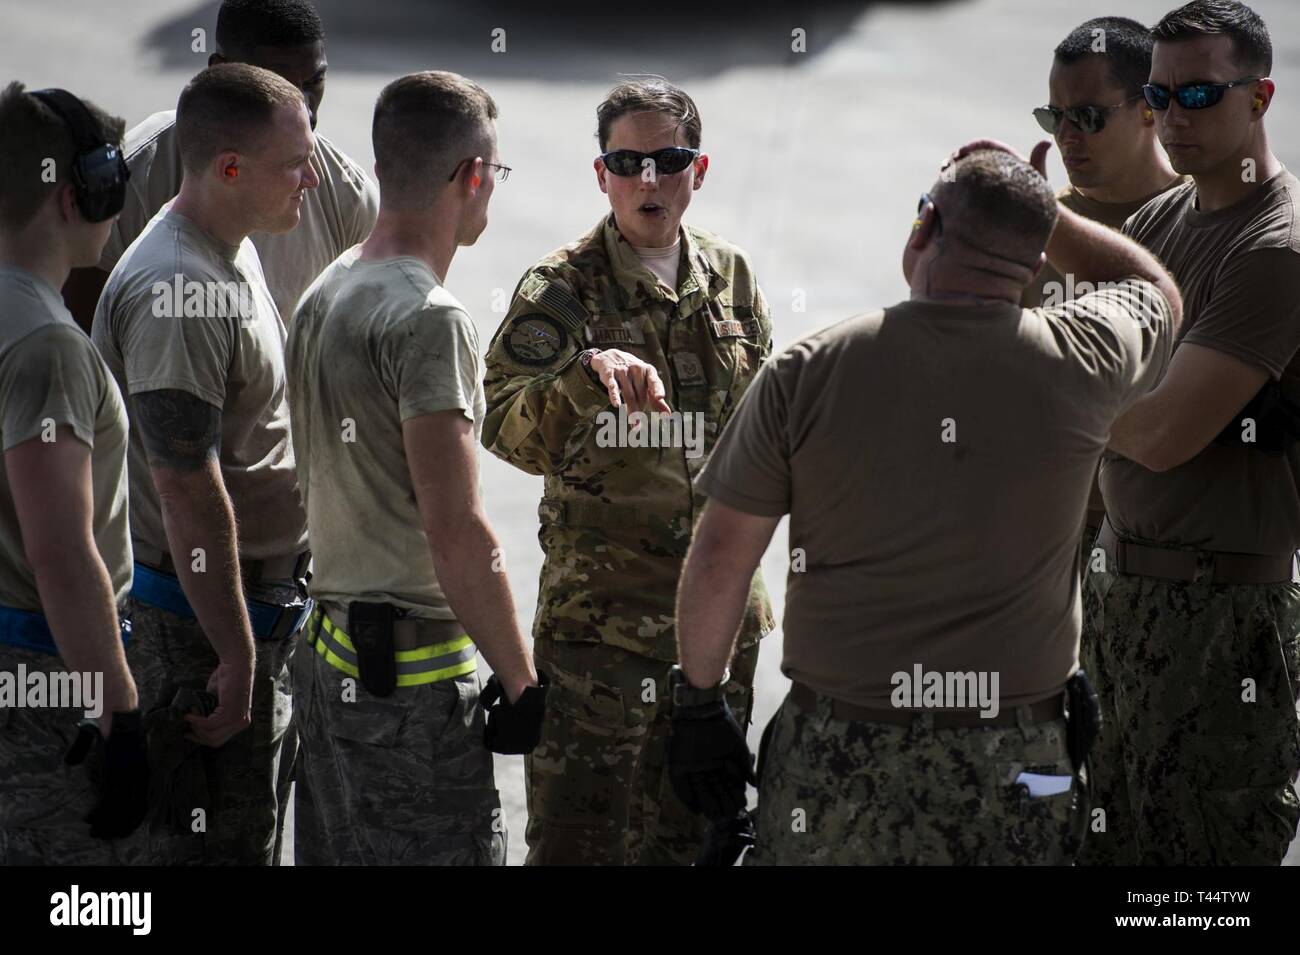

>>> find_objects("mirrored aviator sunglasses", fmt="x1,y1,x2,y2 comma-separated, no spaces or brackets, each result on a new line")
1034,105,1103,135
600,146,700,177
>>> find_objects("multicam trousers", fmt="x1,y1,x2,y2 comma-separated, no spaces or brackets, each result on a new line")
524,637,760,866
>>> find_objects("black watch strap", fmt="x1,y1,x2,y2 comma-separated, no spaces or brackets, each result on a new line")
670,664,730,707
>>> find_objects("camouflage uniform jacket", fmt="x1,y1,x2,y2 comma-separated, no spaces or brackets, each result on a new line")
483,214,775,661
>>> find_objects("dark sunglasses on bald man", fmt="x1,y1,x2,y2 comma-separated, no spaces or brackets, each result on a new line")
599,147,700,177
1141,77,1260,111
1032,94,1143,136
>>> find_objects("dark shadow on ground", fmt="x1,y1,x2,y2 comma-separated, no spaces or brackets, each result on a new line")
141,0,968,82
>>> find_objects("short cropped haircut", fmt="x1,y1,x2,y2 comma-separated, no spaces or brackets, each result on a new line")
176,63,306,175
372,71,498,207
934,150,1058,265
0,81,125,232
215,0,324,57
1055,17,1154,98
1153,0,1272,75
597,77,701,151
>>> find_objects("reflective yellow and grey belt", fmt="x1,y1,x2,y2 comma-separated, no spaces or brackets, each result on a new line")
304,605,477,686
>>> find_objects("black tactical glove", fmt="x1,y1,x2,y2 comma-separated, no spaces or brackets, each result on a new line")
668,698,755,820
65,709,150,840
696,809,757,866
481,672,549,755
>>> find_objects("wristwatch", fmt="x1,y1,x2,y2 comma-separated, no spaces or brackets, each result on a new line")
578,348,602,384
669,664,731,707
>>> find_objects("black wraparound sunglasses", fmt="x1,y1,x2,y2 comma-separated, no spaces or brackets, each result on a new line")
599,147,700,177
1142,77,1260,111
1033,94,1143,135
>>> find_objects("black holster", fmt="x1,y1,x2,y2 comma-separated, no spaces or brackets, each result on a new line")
1065,669,1101,775
348,601,397,697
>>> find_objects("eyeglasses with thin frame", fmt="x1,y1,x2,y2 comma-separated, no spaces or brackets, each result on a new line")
1032,93,1144,136
447,158,512,183
1141,77,1260,111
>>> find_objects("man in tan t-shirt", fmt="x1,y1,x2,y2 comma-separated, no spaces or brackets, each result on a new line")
287,71,543,866
93,64,315,865
62,0,377,332
1023,15,1186,566
1082,1,1300,866
668,147,1182,865
0,83,148,863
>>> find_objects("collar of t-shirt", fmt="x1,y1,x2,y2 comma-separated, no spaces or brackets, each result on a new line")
631,238,681,291
1063,180,1185,228
162,205,241,263
349,249,445,287
0,263,63,306
1185,167,1293,229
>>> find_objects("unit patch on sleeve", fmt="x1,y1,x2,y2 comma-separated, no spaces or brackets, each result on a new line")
504,314,568,365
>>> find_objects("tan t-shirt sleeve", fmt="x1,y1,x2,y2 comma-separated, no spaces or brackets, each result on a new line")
116,281,235,407
1054,277,1175,411
0,326,106,451
694,358,792,516
1181,247,1300,379
387,306,483,423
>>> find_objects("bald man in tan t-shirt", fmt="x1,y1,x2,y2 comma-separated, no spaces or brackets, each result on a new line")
668,145,1182,866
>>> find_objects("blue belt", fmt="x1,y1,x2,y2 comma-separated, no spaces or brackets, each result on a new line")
131,562,311,640
0,604,131,656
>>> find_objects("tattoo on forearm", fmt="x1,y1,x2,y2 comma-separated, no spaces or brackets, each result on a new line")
132,389,222,471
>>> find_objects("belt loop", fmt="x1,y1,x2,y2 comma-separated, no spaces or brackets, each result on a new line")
1014,703,1037,741
1194,550,1215,585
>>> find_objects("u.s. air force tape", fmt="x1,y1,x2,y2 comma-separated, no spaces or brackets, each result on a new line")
503,313,568,365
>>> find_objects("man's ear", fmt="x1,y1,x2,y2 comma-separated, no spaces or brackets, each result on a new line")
216,151,240,184
1251,78,1275,117
59,182,81,223
1030,251,1046,280
908,204,938,250
692,154,709,190
594,157,609,195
